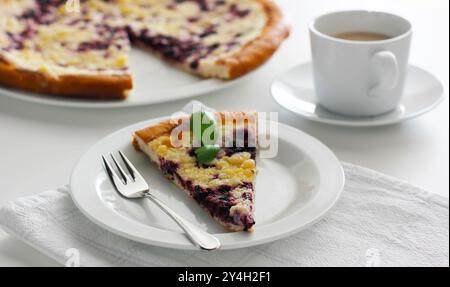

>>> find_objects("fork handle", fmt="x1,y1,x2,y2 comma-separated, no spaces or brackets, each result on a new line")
144,193,221,250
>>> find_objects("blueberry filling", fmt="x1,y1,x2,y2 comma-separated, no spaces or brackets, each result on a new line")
137,31,200,62
188,148,197,157
189,128,257,162
198,26,217,38
242,192,253,201
163,160,255,230
127,26,224,69
20,24,37,39
191,183,255,230
19,0,65,25
77,41,111,52
5,33,24,51
223,129,257,159
159,158,179,177
188,43,220,69
188,147,215,167
239,182,253,190
217,185,232,193
2,20,38,50
192,185,213,201
74,25,127,53
36,0,67,10
190,60,200,70
224,147,256,160
228,4,250,18
188,16,201,23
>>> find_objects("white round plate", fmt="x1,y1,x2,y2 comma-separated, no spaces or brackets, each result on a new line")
0,48,248,109
271,62,444,127
70,117,344,250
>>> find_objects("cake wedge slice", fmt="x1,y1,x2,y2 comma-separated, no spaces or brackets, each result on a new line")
133,112,257,232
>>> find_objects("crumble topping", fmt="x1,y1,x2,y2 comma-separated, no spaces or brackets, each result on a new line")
149,135,255,187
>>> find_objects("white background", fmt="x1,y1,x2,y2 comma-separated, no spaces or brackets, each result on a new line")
0,0,448,266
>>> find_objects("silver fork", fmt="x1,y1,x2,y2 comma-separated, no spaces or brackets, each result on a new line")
102,151,221,251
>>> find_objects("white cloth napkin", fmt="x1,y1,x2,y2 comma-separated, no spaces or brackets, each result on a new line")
0,162,448,267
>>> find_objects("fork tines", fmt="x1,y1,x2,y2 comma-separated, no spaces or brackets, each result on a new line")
102,151,149,196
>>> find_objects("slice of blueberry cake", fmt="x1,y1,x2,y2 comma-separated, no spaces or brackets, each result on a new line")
0,0,288,99
133,112,258,232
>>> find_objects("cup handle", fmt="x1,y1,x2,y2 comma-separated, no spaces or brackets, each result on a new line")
368,51,399,97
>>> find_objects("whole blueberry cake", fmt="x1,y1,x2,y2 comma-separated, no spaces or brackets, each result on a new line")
0,0,289,100
133,112,258,232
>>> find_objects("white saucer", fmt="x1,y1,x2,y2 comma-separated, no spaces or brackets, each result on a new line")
271,62,444,127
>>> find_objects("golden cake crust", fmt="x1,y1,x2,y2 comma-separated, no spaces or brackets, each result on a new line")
133,118,181,149
0,57,132,100
222,0,290,79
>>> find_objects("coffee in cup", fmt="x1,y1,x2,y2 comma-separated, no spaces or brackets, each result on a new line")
332,31,391,41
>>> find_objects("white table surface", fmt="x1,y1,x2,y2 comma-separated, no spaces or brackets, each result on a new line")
0,0,448,267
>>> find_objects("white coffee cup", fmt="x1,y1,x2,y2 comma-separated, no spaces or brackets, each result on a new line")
309,11,412,116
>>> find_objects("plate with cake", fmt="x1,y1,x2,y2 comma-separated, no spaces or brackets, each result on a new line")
0,0,289,107
70,109,345,250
